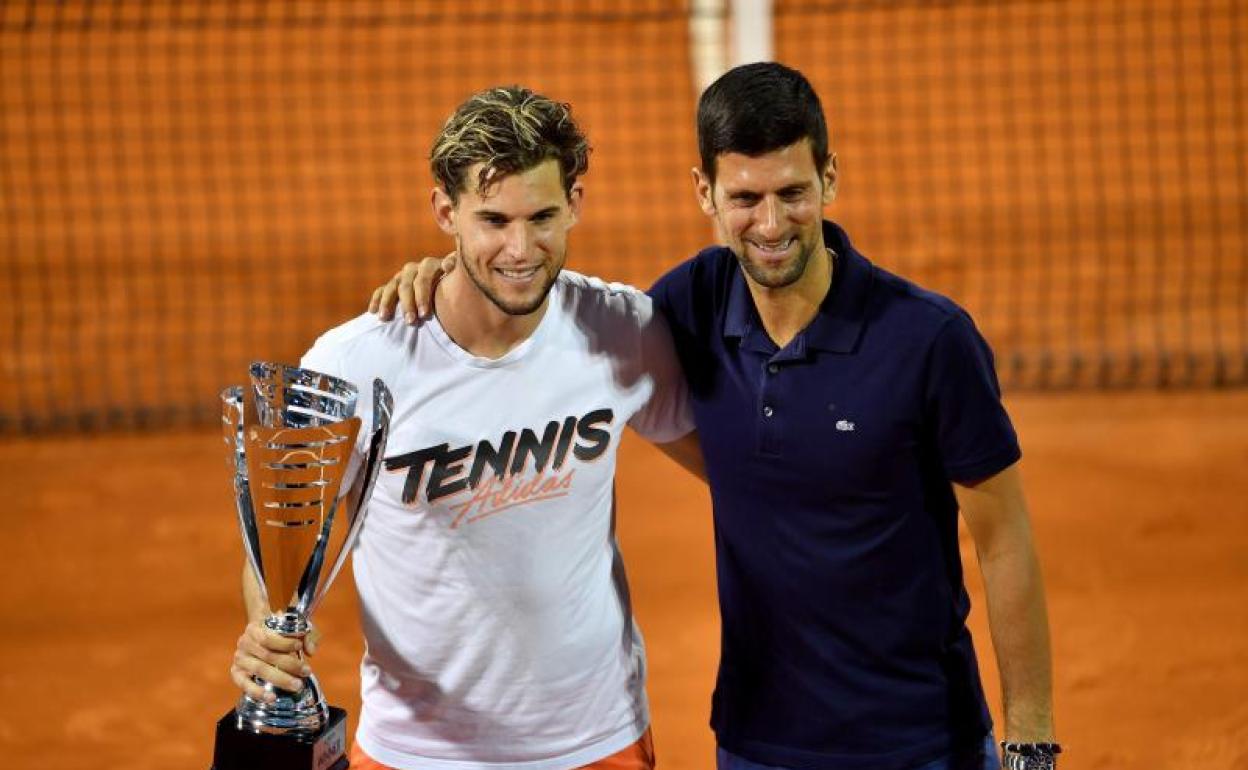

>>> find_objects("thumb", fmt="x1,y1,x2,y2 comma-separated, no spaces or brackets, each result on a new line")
304,626,322,657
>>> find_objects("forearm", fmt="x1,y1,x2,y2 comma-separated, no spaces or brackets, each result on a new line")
233,562,310,696
978,534,1055,742
652,430,707,481
240,562,269,625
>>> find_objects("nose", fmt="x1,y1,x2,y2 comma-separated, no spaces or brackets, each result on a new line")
504,222,532,260
755,196,782,239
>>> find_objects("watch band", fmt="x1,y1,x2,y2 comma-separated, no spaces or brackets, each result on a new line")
1000,741,1062,770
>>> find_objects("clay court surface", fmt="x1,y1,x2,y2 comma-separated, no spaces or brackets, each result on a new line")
1,389,1245,769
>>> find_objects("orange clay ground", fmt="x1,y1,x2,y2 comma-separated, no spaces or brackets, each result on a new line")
1,390,1246,770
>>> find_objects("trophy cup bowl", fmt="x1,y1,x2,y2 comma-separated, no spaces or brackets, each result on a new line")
212,363,392,770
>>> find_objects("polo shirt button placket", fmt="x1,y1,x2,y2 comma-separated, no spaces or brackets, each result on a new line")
759,355,780,454
758,400,780,455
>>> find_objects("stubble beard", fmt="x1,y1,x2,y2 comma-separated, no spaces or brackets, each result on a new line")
734,236,819,290
458,249,560,317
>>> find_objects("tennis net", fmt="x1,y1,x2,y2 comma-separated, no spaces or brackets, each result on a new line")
1,0,1244,434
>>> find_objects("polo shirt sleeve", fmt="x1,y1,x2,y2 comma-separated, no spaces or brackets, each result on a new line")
923,310,1021,484
647,261,691,334
649,257,720,399
626,291,695,443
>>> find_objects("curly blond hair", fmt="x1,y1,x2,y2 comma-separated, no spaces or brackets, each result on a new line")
431,86,590,202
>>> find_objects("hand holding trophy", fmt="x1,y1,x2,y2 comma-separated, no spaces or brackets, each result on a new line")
212,363,392,770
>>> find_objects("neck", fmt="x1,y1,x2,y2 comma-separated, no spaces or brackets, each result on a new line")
434,271,548,359
746,243,834,350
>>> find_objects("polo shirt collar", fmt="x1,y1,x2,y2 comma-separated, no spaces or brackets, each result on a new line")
722,220,872,354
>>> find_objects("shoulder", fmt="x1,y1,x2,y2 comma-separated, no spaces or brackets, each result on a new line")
303,312,420,372
308,312,387,349
822,219,973,342
647,244,736,332
858,262,997,383
650,243,735,299
555,269,656,326
868,260,974,339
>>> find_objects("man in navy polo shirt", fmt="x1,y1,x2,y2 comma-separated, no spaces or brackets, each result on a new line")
650,64,1056,770
369,63,1058,770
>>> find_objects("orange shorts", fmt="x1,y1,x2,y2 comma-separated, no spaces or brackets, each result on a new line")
347,729,655,769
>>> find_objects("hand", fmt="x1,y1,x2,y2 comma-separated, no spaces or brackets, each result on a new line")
229,620,322,702
367,252,458,323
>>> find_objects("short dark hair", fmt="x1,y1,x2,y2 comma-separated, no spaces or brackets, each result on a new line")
697,62,829,183
431,85,590,202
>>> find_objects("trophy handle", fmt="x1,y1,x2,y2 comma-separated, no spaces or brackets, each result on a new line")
305,378,393,618
222,386,267,608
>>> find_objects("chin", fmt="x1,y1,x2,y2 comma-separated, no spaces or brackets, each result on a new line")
489,286,551,316
497,299,545,316
740,258,804,289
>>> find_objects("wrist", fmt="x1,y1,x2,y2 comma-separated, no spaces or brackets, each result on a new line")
1003,722,1055,749
1004,709,1054,742
999,741,1062,770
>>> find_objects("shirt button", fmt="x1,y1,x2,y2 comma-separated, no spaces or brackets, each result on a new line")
762,405,774,417
767,364,779,374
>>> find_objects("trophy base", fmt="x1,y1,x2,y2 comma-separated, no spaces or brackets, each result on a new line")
211,705,349,770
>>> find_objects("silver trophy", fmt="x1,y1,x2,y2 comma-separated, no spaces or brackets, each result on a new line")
213,363,391,770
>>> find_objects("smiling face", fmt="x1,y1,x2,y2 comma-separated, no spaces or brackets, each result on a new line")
694,138,837,291
433,158,582,317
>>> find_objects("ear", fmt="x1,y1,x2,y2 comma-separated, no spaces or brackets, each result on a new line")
691,166,717,217
566,182,584,224
431,187,456,236
821,153,839,205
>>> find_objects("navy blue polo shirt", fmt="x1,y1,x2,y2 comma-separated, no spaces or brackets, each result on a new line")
648,221,1021,770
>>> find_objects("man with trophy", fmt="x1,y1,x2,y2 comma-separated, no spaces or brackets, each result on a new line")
220,85,699,770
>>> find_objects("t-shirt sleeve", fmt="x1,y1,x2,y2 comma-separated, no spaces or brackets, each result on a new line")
299,331,345,381
923,310,1021,483
626,291,695,444
299,331,370,497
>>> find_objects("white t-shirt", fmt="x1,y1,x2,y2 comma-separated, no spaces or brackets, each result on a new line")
300,271,693,770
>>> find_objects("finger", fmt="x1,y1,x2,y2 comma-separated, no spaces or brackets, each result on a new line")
234,645,307,693
377,275,401,321
244,622,303,654
368,286,383,314
238,635,310,678
412,257,446,320
397,263,419,323
231,663,277,703
423,252,459,319
400,260,422,281
304,626,322,657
